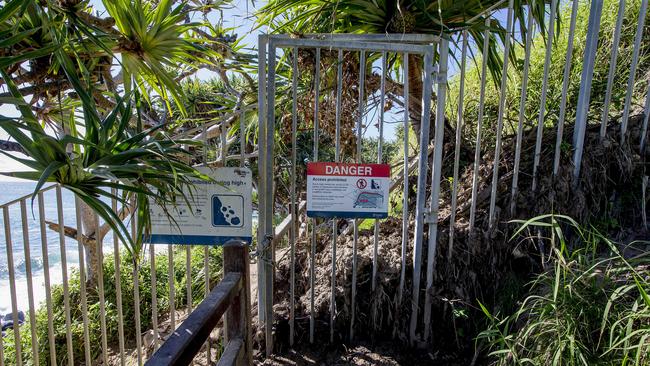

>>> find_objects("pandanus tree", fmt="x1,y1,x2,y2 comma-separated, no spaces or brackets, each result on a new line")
256,0,554,150
0,0,246,281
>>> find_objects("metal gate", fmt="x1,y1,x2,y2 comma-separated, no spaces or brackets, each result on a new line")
257,34,449,353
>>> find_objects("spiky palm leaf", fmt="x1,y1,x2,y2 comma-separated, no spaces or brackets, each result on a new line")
103,0,220,112
0,63,209,255
257,0,552,80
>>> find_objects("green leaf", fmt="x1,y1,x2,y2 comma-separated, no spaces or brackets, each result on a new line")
0,0,25,23
32,161,66,203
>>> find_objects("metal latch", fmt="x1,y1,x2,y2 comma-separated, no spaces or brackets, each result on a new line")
423,211,438,224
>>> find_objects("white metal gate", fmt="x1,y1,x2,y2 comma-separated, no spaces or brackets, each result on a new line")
257,34,449,353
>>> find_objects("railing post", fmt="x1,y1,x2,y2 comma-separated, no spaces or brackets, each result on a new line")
223,240,252,365
572,0,604,183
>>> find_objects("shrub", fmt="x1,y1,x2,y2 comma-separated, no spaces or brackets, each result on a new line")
477,215,650,365
2,245,224,365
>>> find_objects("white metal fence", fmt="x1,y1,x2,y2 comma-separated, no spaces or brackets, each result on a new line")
257,0,650,351
2,0,649,362
257,33,447,350
0,107,251,365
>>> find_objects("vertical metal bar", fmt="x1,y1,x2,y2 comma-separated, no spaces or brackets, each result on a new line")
56,186,74,366
640,80,650,151
133,263,143,364
168,244,176,331
38,192,57,366
257,34,268,326
220,125,227,163
336,49,343,160
449,33,467,258
289,46,298,347
409,46,435,345
203,244,210,362
620,0,649,144
150,243,159,351
397,52,409,303
96,219,109,365
553,0,580,176
240,109,246,167
310,47,321,344
263,37,277,356
372,51,386,293
201,122,210,362
351,49,366,341
19,200,39,365
74,197,91,366
132,217,143,365
469,20,491,230
4,206,22,366
186,245,192,315
423,39,449,341
600,0,627,139
532,0,558,191
330,47,343,343
511,8,535,214
573,0,605,181
112,192,126,366
488,0,515,227
203,121,209,164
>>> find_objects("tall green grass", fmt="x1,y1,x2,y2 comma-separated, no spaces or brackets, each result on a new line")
448,0,650,148
477,214,650,365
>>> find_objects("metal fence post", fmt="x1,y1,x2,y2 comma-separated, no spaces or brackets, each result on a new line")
423,38,449,341
262,34,276,356
620,0,649,144
257,35,268,329
409,46,435,346
572,0,604,182
488,0,514,227
553,0,580,176
641,81,650,151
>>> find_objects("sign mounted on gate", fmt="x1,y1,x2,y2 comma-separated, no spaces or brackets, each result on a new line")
306,162,390,219
146,167,253,245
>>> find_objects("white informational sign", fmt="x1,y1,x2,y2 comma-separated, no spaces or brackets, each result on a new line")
146,167,252,245
306,162,390,219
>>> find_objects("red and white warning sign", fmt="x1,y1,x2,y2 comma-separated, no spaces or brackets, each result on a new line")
306,162,390,218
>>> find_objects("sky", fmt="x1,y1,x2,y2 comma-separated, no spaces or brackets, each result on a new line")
0,0,515,180
0,0,264,181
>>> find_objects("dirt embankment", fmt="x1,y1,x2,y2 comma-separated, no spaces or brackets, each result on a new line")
257,112,650,365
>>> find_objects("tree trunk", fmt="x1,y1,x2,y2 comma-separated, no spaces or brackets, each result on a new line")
408,53,424,139
407,53,456,147
80,202,100,287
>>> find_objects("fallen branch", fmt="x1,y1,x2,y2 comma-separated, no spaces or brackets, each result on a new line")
45,221,94,246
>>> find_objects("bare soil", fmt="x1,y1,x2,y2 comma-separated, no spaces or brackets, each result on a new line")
257,112,650,364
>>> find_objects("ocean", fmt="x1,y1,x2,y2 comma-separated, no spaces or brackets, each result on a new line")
0,182,114,315
0,181,258,317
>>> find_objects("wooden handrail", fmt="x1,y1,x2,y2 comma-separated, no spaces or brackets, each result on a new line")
146,240,252,366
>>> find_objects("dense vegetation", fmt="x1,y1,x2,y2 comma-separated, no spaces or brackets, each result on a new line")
0,0,649,364
478,216,650,365
448,0,650,146
2,246,223,365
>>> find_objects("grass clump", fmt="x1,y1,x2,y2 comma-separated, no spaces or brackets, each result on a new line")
2,245,224,365
478,215,650,365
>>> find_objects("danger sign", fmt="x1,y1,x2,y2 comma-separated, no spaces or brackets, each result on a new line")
306,162,390,218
